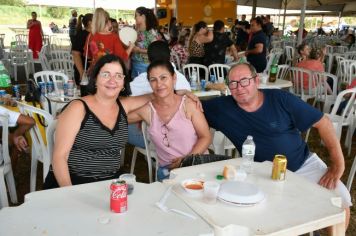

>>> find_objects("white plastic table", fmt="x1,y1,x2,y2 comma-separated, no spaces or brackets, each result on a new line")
170,159,345,236
258,79,293,89
0,182,212,236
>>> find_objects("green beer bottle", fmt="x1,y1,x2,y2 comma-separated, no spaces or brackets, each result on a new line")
269,57,278,83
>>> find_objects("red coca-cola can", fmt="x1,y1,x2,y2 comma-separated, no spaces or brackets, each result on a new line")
110,179,128,213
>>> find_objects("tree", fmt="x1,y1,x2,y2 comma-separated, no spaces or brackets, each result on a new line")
47,7,67,19
0,0,24,6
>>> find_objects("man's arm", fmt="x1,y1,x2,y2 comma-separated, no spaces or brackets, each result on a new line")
245,43,263,56
313,115,345,189
12,115,35,151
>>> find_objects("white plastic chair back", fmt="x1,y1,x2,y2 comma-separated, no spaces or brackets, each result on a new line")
277,64,290,80
182,64,208,83
289,67,317,102
349,61,356,86
345,52,356,60
209,128,239,158
130,122,159,183
0,114,18,208
170,51,182,72
38,44,50,70
34,71,69,92
335,55,345,78
50,50,72,61
284,46,295,66
339,59,355,86
49,58,74,79
264,52,282,75
9,46,29,81
15,34,28,44
328,88,356,141
17,102,54,192
325,45,333,55
313,71,338,113
208,64,230,83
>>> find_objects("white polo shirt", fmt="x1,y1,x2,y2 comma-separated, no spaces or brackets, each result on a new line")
0,106,20,127
130,63,191,96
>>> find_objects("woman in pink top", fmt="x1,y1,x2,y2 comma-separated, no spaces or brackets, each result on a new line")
128,60,211,180
296,47,325,90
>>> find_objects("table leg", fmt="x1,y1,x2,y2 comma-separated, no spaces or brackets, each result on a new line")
330,222,345,236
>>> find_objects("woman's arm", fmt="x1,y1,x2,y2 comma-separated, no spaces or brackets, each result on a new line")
120,94,153,114
199,30,213,44
72,50,84,79
127,104,150,124
52,101,85,187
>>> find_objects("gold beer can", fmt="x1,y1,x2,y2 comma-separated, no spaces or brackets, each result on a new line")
271,155,287,181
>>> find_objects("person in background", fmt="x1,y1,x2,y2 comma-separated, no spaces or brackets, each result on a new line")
131,6,160,77
170,31,189,69
128,60,211,181
69,10,78,45
72,13,93,87
27,12,43,59
84,8,134,74
110,18,119,35
158,25,169,43
44,54,154,188
296,43,310,63
169,17,179,44
263,15,274,49
0,106,35,167
204,20,238,67
188,21,213,65
293,24,308,39
244,17,267,73
235,21,249,51
202,63,351,229
344,33,355,49
129,40,191,148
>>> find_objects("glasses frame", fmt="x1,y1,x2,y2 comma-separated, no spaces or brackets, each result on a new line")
228,76,256,90
161,124,169,147
99,71,125,81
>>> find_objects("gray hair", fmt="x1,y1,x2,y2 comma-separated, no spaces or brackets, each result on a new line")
228,62,257,79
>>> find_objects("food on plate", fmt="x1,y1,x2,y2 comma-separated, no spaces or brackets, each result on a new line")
223,165,237,180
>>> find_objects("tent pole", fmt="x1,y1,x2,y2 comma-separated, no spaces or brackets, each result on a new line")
282,0,287,36
252,0,257,18
297,0,306,46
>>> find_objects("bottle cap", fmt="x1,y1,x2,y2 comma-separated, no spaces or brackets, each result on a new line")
216,174,224,180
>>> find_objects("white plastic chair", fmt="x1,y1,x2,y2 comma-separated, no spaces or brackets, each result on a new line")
284,46,295,66
17,102,54,192
338,59,355,87
0,114,18,208
277,64,290,80
182,64,208,83
345,52,356,60
289,67,317,102
209,129,239,158
313,71,338,113
9,46,30,82
208,64,230,83
49,58,74,79
130,122,159,183
37,44,50,71
170,51,182,72
15,34,28,45
264,52,283,75
327,88,356,145
347,155,356,192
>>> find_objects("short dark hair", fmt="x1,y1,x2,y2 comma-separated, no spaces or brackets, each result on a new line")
147,60,175,81
297,43,307,55
251,17,263,27
87,54,130,96
213,20,224,31
193,21,207,32
147,40,170,62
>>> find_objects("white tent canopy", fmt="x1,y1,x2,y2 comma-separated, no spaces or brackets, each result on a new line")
26,0,155,10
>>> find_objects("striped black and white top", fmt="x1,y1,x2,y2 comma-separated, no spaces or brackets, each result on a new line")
67,99,128,179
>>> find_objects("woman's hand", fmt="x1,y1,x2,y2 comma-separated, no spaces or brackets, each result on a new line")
168,157,183,169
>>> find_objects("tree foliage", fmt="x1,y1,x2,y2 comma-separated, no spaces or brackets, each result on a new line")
47,7,67,19
0,0,24,6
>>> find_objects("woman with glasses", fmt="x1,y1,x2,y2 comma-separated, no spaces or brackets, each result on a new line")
84,8,134,74
44,54,153,188
128,60,211,181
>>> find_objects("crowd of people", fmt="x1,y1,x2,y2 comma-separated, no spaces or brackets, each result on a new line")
9,7,354,232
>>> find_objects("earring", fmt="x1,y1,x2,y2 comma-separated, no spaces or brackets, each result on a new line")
122,87,125,91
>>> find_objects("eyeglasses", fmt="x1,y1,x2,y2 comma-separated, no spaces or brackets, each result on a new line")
228,76,256,90
99,71,125,81
161,124,169,147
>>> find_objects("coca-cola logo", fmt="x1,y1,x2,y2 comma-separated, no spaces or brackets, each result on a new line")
111,185,127,199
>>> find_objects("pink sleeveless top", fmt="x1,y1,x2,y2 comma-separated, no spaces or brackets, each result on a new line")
148,96,198,167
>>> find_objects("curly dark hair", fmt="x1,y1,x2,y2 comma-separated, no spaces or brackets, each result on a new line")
135,7,158,31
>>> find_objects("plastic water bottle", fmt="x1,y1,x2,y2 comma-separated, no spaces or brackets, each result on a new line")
241,135,255,174
190,69,198,91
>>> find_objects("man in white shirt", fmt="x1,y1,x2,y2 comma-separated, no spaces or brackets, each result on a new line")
0,106,35,165
129,40,191,147
130,41,191,96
